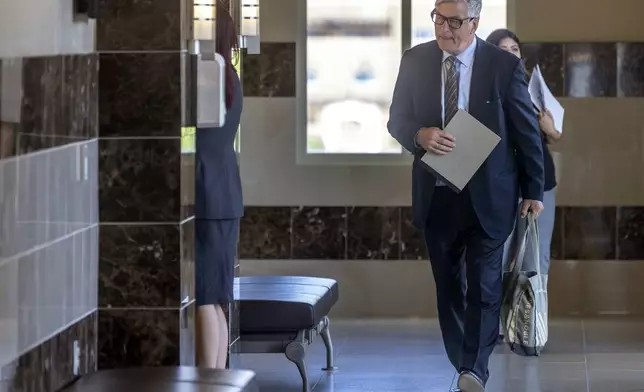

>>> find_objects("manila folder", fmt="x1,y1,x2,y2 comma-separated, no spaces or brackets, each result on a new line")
420,109,501,192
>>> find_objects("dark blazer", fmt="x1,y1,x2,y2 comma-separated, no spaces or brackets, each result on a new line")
387,38,544,239
195,70,244,220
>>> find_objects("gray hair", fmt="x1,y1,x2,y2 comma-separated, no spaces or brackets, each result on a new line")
435,0,482,18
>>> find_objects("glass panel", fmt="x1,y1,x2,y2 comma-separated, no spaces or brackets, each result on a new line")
411,0,507,48
306,0,403,154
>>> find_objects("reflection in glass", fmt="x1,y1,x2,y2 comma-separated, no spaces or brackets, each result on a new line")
306,0,402,154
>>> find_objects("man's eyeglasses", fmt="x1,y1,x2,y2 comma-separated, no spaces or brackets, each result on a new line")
431,10,476,29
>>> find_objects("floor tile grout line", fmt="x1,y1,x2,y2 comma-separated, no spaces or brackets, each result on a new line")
581,319,591,392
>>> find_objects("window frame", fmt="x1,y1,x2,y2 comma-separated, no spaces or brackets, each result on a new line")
296,0,414,166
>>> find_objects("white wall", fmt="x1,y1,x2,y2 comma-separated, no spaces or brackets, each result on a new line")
0,0,95,58
240,0,412,206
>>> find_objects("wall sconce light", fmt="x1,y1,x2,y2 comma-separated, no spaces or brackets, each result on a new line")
190,1,227,128
240,0,259,36
193,1,216,41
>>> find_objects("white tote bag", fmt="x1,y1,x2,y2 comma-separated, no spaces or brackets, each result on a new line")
501,213,548,356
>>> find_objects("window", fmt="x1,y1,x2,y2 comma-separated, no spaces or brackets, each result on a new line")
300,0,507,164
305,0,402,156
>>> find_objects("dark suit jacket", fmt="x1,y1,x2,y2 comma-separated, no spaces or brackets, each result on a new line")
387,38,544,239
195,71,244,220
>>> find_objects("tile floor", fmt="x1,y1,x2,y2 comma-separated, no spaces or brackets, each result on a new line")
238,318,644,391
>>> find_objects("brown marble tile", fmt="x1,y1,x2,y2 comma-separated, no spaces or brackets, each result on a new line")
87,54,99,140
1,59,20,159
99,224,181,308
63,54,97,139
18,55,75,155
21,56,64,138
291,207,347,259
0,311,97,392
563,207,617,260
99,138,181,222
1,54,97,157
550,206,565,260
399,207,427,260
50,312,98,386
347,207,400,260
181,219,195,303
85,311,99,374
98,309,180,369
617,43,644,97
242,42,296,97
239,207,291,259
98,53,181,137
96,0,181,51
521,43,564,96
617,207,644,260
60,56,89,137
564,43,617,97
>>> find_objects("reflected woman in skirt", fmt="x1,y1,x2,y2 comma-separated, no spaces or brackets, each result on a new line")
195,5,243,369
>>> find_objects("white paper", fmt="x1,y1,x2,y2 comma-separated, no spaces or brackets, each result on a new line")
420,110,501,192
529,65,565,134
529,65,545,112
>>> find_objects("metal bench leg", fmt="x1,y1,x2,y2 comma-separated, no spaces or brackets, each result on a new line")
285,331,310,392
319,316,338,371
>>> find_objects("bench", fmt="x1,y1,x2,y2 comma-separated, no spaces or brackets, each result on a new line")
62,367,258,392
235,276,339,392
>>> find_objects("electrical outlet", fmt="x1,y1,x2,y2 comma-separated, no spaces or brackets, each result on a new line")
72,340,80,376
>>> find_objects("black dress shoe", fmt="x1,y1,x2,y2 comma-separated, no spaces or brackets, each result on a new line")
497,333,505,344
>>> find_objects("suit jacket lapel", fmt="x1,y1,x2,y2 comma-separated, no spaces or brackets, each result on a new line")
469,37,493,118
423,41,443,129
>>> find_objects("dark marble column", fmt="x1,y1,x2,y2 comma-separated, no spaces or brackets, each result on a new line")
95,0,195,368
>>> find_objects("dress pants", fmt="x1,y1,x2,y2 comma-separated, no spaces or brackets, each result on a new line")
424,186,505,384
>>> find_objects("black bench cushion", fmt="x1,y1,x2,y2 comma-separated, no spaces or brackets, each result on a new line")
63,367,257,392
235,276,339,332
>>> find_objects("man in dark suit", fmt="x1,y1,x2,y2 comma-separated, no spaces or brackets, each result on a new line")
387,0,545,390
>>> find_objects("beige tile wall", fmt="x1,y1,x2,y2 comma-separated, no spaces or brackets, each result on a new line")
509,0,644,42
553,99,644,206
242,259,644,318
243,0,644,207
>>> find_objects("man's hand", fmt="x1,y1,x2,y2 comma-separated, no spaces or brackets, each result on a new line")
416,127,455,155
521,199,544,218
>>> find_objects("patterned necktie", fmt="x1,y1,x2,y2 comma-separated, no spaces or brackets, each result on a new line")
444,56,460,126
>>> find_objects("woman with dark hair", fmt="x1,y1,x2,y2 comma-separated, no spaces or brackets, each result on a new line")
194,4,243,369
486,29,560,335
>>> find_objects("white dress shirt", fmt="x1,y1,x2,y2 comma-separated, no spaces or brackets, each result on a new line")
441,38,477,126
435,38,478,186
